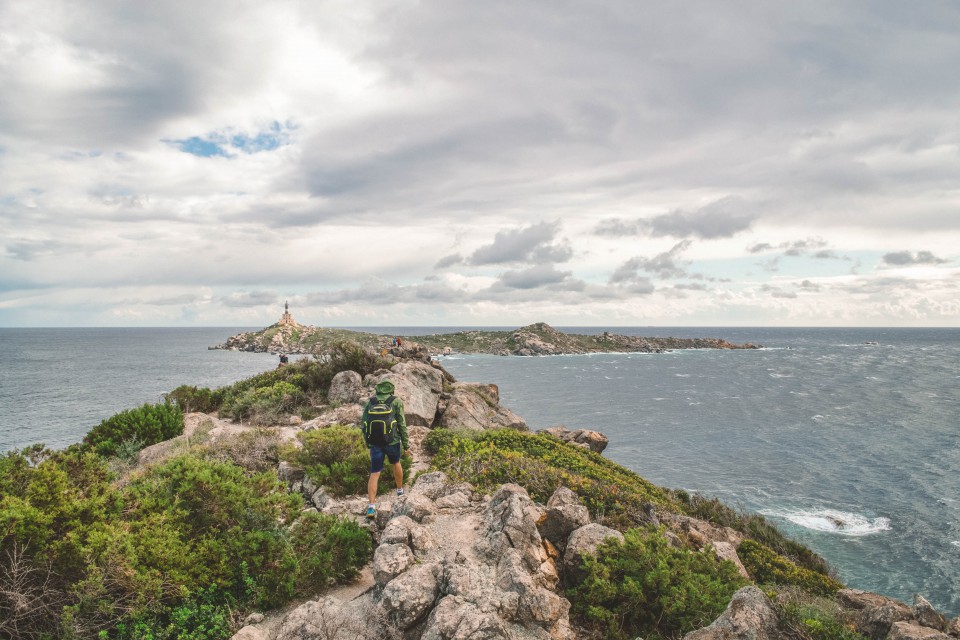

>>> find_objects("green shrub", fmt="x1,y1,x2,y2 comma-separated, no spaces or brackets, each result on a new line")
220,381,305,424
283,426,411,497
684,494,832,577
288,512,372,592
425,428,676,527
737,539,843,596
774,589,867,640
568,526,749,640
82,403,184,458
165,385,224,414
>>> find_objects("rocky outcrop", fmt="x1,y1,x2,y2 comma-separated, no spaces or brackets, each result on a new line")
211,321,759,356
327,370,362,404
683,586,780,640
537,487,591,554
247,474,575,640
888,622,952,640
537,426,609,453
365,360,444,427
440,383,527,431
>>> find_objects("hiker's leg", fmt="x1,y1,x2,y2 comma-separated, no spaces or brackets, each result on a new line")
393,460,404,489
367,471,381,504
368,445,387,504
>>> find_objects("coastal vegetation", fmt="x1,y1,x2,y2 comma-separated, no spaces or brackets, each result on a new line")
167,340,393,423
281,425,412,497
1,343,902,640
0,433,368,638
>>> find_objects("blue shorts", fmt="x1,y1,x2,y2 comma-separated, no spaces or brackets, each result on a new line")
369,442,402,473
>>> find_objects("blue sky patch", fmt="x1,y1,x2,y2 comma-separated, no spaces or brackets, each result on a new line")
167,121,294,158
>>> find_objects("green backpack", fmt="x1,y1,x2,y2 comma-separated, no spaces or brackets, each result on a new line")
364,395,397,446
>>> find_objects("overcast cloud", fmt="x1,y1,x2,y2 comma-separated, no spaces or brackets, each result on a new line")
1,0,958,327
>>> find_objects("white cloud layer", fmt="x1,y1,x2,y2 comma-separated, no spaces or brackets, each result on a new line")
1,0,959,327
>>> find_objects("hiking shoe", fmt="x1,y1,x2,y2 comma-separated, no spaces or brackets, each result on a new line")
396,488,405,497
366,505,376,519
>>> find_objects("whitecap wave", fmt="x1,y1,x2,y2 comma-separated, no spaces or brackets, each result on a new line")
952,541,960,548
762,508,891,536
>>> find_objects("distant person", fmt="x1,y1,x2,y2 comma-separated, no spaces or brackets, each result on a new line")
392,337,398,347
278,353,289,367
361,379,409,519
396,337,402,348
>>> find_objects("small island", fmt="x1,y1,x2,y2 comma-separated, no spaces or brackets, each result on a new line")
210,304,760,356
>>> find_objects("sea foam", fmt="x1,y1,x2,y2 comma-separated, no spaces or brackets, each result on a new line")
762,508,892,536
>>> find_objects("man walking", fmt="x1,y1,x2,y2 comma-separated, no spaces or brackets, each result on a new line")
361,379,410,519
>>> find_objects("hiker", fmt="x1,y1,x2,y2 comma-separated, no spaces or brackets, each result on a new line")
278,353,289,367
361,379,410,519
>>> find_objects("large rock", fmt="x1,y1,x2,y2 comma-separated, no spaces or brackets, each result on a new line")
381,563,441,630
888,622,952,640
392,493,436,523
301,404,364,429
562,523,624,585
484,484,548,574
915,595,947,631
838,589,915,640
538,426,609,453
276,597,394,640
367,361,444,427
948,617,960,638
538,487,591,553
327,370,362,404
230,627,267,640
373,543,415,587
421,596,511,640
441,383,527,431
684,586,780,640
381,515,436,554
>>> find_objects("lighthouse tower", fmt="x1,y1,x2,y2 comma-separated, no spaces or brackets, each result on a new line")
278,301,298,326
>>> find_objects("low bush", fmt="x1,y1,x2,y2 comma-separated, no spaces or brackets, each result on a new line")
425,428,677,527
773,588,867,640
82,403,184,458
737,539,843,596
1,445,366,638
568,526,749,640
165,385,224,414
220,381,305,424
283,426,411,497
288,512,372,592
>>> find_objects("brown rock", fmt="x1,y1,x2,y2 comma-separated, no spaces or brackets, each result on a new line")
915,595,947,631
888,622,952,640
683,586,780,640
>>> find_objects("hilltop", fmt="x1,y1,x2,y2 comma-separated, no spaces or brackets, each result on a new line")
210,320,760,356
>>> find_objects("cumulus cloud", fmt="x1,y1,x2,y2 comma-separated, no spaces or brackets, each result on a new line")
881,250,948,266
610,240,693,283
492,264,575,290
597,196,756,240
467,221,570,266
2,1,960,326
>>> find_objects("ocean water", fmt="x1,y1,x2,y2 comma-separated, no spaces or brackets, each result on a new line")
0,328,279,452
1,326,958,616
437,327,960,617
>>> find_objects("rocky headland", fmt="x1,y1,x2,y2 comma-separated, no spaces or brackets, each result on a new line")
210,318,760,357
144,353,952,640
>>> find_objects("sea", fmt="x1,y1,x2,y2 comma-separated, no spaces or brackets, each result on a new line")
0,326,958,616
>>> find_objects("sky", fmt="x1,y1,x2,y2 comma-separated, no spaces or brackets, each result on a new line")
1,1,959,328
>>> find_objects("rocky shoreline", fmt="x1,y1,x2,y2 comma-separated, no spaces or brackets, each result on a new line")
140,354,955,640
209,320,760,357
